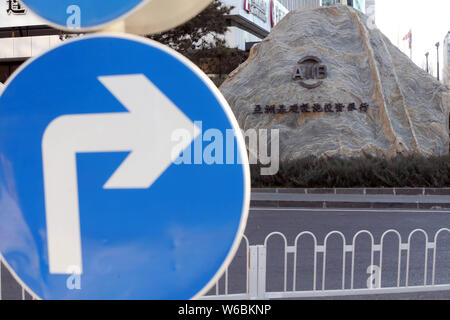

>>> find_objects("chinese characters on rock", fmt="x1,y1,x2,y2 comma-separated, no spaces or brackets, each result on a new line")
253,103,371,115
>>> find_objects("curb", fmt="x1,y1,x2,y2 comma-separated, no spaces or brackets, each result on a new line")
250,200,450,210
252,188,450,196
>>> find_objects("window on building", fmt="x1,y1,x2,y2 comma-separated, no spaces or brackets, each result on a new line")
322,0,342,6
321,0,366,13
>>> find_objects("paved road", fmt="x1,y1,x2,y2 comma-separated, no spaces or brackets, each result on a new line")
207,207,450,300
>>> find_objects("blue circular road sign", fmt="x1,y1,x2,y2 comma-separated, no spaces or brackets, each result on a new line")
21,0,150,30
0,34,250,300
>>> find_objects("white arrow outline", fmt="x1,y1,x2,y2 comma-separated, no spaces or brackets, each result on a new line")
42,74,200,275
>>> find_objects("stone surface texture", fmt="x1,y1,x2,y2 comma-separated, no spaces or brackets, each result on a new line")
220,5,450,160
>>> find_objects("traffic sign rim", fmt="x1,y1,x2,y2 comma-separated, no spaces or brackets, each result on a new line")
20,0,153,33
0,32,251,300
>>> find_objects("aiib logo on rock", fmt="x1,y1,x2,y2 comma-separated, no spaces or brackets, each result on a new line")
293,56,328,89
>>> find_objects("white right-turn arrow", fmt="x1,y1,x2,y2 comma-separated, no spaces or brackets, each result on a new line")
42,74,200,275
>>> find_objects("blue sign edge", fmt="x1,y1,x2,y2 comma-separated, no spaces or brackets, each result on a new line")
0,33,251,300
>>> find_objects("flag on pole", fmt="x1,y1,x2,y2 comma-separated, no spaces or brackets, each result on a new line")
403,30,412,49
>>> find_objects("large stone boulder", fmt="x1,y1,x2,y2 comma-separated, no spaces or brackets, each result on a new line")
220,5,450,160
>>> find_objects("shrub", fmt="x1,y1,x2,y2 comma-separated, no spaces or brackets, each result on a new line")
251,154,450,188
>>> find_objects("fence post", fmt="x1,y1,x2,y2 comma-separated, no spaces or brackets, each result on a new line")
248,246,258,299
248,245,268,300
257,245,267,300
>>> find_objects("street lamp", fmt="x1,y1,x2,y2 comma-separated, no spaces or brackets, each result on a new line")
425,52,429,74
435,42,440,81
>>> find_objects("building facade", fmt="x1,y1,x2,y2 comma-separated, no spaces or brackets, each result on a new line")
443,32,450,88
321,0,366,13
278,0,320,10
365,0,375,22
271,0,372,12
222,0,290,50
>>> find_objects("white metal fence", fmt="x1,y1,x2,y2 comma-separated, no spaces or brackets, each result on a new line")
2,228,450,300
201,229,450,300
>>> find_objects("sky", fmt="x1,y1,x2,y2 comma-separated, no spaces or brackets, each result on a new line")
375,0,449,76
